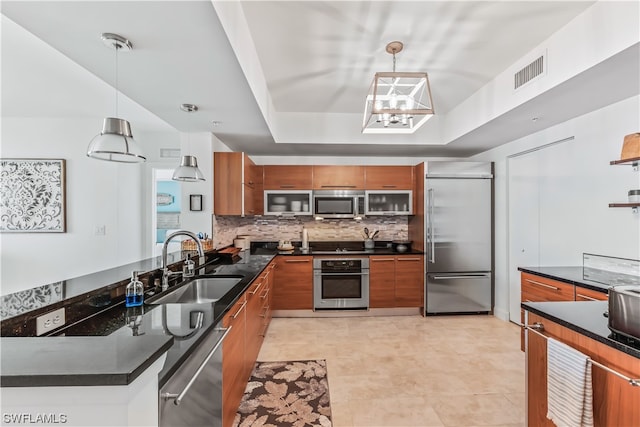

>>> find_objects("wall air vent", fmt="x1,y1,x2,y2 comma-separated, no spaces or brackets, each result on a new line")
514,54,545,90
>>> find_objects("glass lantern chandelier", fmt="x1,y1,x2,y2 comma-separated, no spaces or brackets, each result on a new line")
362,41,435,134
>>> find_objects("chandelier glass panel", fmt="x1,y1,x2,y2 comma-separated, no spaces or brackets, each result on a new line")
362,42,434,134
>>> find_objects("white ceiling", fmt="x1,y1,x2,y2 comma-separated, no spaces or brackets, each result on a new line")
2,0,638,158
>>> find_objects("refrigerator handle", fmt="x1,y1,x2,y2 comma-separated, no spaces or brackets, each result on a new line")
427,188,435,264
429,273,492,280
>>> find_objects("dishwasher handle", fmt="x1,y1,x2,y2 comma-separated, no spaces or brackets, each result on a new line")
162,326,232,406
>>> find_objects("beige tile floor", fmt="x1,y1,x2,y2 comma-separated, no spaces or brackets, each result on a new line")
257,315,525,427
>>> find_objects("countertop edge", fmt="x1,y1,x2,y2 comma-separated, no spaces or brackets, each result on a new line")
517,266,609,293
0,336,174,387
521,302,640,359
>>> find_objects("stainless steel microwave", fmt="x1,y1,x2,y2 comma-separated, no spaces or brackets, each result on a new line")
313,190,365,219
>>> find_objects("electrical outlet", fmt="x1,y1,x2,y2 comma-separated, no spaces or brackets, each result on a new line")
36,307,66,336
94,225,106,236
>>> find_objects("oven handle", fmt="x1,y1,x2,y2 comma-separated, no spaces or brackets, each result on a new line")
314,272,369,276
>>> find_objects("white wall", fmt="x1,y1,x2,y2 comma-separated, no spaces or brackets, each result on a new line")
471,95,640,321
0,18,181,295
0,118,146,293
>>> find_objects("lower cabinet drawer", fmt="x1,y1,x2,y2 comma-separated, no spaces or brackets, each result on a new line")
521,272,574,301
575,286,608,301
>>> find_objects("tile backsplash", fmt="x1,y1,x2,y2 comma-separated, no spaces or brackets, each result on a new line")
213,215,409,247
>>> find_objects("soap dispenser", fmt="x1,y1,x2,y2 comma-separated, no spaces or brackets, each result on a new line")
125,271,144,307
183,254,195,278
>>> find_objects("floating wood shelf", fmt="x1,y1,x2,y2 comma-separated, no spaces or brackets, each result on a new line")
610,157,640,166
609,203,640,208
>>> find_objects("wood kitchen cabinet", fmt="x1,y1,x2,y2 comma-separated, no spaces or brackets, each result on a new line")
395,255,424,307
364,166,414,190
369,255,424,308
263,165,313,189
222,261,275,427
222,294,247,427
525,312,640,427
369,257,396,308
245,273,267,374
520,272,608,350
312,165,365,189
214,152,262,216
273,256,313,310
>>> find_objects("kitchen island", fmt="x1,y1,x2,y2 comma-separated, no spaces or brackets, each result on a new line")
0,252,275,426
522,301,640,426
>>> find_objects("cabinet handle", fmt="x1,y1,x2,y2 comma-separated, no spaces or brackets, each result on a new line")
382,185,397,188
161,326,232,405
260,288,270,299
371,258,395,261
285,259,310,263
525,279,559,291
248,280,264,295
320,185,356,188
576,293,599,301
279,185,295,188
231,301,247,319
397,257,421,261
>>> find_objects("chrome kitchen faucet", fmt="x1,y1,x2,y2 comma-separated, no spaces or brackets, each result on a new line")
161,230,204,290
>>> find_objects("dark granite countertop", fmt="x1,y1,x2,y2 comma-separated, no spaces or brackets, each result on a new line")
251,240,423,257
518,266,617,293
0,253,275,388
522,301,640,359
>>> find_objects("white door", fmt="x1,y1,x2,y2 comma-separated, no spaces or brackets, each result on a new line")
507,152,540,323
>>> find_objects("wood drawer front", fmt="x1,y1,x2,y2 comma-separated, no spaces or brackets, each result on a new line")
575,286,608,301
364,166,413,190
263,165,312,189
521,272,574,301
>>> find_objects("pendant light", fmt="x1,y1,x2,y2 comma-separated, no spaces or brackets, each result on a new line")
87,33,146,163
172,104,205,182
362,41,435,134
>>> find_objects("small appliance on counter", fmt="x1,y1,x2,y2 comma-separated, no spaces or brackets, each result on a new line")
392,240,412,253
233,235,251,251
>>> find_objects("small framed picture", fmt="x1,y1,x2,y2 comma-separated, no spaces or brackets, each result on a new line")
190,194,203,211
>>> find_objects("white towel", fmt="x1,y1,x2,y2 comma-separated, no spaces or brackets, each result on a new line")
547,337,594,427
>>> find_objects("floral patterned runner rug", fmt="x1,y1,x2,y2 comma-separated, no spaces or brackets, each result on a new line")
233,359,332,427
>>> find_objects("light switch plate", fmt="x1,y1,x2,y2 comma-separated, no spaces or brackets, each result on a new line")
36,307,66,336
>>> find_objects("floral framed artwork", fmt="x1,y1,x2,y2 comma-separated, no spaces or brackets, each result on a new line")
0,158,66,232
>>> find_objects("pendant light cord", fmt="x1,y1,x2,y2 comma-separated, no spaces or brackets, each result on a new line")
114,43,119,118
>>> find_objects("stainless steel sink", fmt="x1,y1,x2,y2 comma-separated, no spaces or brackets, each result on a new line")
146,275,243,305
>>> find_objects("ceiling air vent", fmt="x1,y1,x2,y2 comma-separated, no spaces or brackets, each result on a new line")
514,55,545,90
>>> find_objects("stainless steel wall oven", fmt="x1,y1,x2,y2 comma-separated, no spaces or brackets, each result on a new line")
313,258,369,310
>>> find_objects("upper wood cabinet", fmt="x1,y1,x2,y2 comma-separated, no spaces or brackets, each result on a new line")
214,152,262,216
312,165,365,189
263,165,313,190
364,166,414,190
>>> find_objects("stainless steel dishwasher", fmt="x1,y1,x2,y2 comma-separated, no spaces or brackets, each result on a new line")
159,325,231,426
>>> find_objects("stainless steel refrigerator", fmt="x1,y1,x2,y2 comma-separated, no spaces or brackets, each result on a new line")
424,161,494,315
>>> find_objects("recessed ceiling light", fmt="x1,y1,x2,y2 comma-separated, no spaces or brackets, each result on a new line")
180,103,198,112
211,121,221,127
